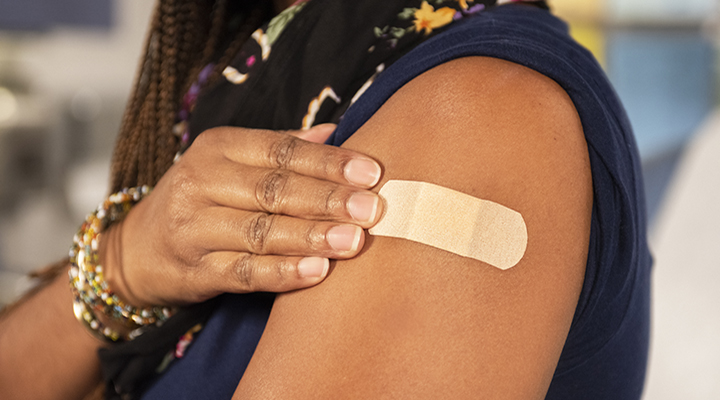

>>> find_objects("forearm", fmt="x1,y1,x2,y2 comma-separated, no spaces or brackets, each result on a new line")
0,265,103,400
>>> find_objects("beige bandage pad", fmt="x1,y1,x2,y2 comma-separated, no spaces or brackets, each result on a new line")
369,180,527,270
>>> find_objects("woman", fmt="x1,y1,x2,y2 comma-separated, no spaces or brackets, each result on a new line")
0,0,651,399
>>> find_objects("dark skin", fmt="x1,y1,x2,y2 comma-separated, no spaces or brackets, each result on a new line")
0,2,386,399
234,57,592,399
0,124,388,400
0,4,591,400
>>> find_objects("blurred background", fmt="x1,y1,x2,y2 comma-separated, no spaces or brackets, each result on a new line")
0,0,717,398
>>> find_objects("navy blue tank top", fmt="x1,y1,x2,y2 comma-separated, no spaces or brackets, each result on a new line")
142,5,651,399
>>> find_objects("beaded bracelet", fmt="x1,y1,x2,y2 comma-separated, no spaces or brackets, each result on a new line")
69,266,123,342
69,186,174,341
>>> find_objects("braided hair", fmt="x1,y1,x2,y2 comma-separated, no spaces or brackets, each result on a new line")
0,0,269,324
110,0,267,192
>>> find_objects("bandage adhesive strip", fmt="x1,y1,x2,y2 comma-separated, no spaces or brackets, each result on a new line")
369,180,527,270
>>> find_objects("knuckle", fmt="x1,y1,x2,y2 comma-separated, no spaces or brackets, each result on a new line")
189,127,229,158
255,170,290,211
321,185,346,216
232,254,256,289
167,162,202,198
304,223,328,252
274,258,296,286
196,127,223,145
173,243,200,270
190,128,215,150
314,146,346,180
268,135,298,169
332,152,355,180
322,148,344,177
164,173,201,228
244,213,276,254
165,211,190,242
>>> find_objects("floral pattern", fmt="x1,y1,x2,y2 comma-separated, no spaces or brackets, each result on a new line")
118,1,552,390
413,1,455,35
177,0,546,157
156,323,204,373
302,86,341,130
174,1,309,158
266,1,308,46
373,0,487,48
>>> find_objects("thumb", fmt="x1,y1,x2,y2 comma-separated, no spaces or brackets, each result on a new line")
290,123,336,144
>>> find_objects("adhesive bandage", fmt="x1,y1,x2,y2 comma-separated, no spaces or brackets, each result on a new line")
369,180,527,270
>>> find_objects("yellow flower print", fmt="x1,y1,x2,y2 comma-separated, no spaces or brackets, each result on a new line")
413,1,456,35
455,0,474,10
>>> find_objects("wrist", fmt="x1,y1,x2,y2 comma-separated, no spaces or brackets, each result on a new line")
69,186,173,342
52,265,108,347
100,220,145,307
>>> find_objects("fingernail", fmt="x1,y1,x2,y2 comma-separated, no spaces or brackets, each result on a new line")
298,257,329,278
344,158,381,187
327,225,362,252
348,193,379,223
312,123,336,133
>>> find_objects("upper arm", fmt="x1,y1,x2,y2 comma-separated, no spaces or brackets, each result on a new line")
234,56,592,399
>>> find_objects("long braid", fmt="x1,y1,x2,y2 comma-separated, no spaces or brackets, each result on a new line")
4,0,268,332
2,0,272,379
6,4,272,400
154,0,180,183
18,5,270,397
110,3,161,191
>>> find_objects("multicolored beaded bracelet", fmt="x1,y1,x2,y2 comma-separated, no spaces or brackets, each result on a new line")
69,261,148,341
69,186,174,341
69,268,123,342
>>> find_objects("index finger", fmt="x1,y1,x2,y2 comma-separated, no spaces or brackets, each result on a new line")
205,126,382,188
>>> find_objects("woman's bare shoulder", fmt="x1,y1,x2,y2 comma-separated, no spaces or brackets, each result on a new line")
234,56,592,399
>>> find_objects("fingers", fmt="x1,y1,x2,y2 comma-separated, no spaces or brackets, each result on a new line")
150,125,383,300
290,123,336,143
200,126,382,188
194,207,365,258
205,161,382,227
208,253,331,293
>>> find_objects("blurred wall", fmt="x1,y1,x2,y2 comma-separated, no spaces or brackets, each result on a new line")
2,1,152,102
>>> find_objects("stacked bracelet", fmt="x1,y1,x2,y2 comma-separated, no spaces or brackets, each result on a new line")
68,185,174,342
70,277,123,342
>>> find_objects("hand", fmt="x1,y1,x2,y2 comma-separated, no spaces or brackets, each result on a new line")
101,124,383,306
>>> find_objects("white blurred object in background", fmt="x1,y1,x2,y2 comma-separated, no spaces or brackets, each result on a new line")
0,87,18,123
644,111,720,400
